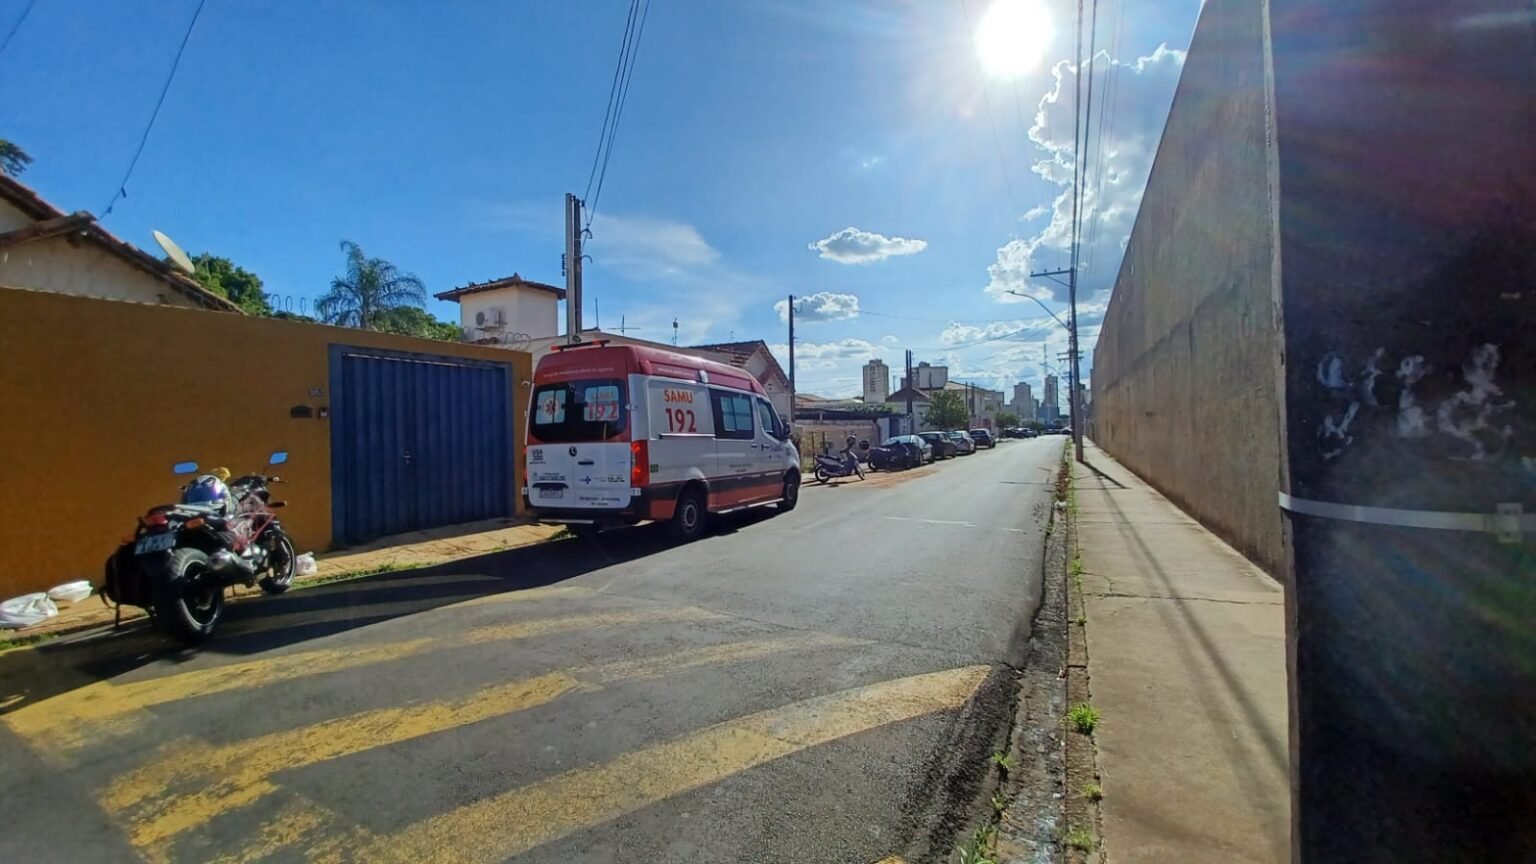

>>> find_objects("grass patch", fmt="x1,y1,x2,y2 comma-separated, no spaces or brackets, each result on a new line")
1062,827,1098,852
0,631,57,653
989,750,1015,773
1070,554,1084,576
991,790,1009,813
1067,703,1101,735
550,526,576,541
956,823,999,864
1073,614,1087,626
1081,782,1103,802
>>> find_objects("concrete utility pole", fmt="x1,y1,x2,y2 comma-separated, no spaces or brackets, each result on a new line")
1268,2,1536,860
905,349,914,432
563,193,584,344
786,294,795,425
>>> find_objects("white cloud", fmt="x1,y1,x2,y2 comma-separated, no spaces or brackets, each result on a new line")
986,45,1186,306
1023,204,1050,221
808,227,928,264
881,334,899,344
768,337,886,368
483,201,762,344
773,291,861,322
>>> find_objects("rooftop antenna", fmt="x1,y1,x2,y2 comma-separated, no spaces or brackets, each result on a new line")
614,315,642,335
672,318,679,346
595,297,601,331
152,230,195,276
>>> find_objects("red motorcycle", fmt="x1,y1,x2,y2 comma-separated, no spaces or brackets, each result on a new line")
103,450,297,643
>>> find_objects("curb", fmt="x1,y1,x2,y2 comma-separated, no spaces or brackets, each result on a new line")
1063,455,1107,863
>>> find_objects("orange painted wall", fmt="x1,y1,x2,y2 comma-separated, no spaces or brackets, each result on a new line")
0,287,531,598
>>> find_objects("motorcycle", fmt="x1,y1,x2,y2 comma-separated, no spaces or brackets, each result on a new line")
102,450,297,644
813,447,864,483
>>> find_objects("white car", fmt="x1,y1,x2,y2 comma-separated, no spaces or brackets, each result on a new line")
947,430,977,455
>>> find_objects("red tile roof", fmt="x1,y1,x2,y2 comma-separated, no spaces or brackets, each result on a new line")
435,273,565,302
690,339,791,388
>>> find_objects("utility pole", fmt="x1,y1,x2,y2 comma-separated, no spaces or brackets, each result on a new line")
786,294,796,426
563,193,584,344
905,349,914,432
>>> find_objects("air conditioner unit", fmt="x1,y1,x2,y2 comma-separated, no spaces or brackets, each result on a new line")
474,308,506,329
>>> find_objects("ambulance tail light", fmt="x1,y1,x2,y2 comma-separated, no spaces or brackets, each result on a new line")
631,440,649,489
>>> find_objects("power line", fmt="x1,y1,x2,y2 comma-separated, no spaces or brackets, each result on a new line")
586,0,652,227
583,0,639,203
1083,0,1125,282
0,0,37,59
101,0,208,218
957,0,1021,219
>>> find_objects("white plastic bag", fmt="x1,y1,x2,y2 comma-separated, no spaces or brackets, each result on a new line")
295,553,318,577
0,593,59,629
47,580,93,604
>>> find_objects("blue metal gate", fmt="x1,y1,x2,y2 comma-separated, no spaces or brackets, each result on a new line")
329,346,513,546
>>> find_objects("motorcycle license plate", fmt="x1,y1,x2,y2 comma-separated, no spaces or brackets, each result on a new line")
134,533,176,555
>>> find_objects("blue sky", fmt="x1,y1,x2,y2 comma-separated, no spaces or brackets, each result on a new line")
1,0,1199,398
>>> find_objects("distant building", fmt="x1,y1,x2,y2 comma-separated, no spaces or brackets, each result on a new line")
434,273,565,344
901,361,948,390
862,358,890,403
1043,374,1060,423
1012,382,1033,417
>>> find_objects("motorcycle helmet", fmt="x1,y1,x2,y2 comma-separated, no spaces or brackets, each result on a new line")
182,475,231,513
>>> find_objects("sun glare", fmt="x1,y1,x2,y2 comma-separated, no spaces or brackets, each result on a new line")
974,0,1053,79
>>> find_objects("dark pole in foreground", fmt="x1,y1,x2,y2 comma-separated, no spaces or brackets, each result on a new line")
1270,2,1536,860
786,294,795,428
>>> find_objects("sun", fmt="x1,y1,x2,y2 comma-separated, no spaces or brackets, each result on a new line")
974,0,1053,79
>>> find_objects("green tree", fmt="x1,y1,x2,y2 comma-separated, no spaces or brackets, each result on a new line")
925,389,970,431
190,253,271,315
317,240,427,330
0,138,32,176
995,410,1019,429
374,306,462,342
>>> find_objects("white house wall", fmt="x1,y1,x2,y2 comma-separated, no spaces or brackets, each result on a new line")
0,201,202,307
457,286,558,341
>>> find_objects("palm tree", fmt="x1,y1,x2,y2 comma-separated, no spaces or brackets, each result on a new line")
0,138,33,176
317,240,427,329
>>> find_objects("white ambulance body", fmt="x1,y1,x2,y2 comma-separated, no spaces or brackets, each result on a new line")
523,342,800,539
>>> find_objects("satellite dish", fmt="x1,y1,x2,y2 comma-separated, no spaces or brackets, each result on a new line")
153,230,196,276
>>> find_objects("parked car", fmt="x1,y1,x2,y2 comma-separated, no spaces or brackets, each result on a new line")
947,430,977,455
1021,428,1039,438
918,431,958,459
884,434,932,466
969,428,997,449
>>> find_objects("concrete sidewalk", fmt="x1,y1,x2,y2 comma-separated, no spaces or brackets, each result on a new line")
1073,442,1289,862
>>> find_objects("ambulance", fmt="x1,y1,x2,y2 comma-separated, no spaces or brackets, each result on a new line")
523,341,801,540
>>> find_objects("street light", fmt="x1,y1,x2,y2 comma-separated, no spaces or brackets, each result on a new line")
1005,289,1071,333
1006,287,1083,462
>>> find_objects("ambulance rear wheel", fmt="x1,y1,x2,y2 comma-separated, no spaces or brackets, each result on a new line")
777,472,800,512
669,486,707,542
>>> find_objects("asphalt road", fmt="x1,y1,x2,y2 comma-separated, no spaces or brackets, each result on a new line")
1,437,1064,864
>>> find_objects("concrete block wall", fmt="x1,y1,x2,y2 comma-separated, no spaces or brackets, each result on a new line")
1090,0,1284,575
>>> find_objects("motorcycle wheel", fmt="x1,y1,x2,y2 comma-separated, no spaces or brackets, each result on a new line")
814,466,831,483
259,532,297,594
154,548,224,644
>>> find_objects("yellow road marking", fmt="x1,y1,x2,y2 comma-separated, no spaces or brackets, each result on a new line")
340,664,991,864
105,673,588,848
2,600,714,754
106,633,867,852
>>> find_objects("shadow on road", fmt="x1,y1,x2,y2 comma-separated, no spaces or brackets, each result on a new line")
0,517,734,715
